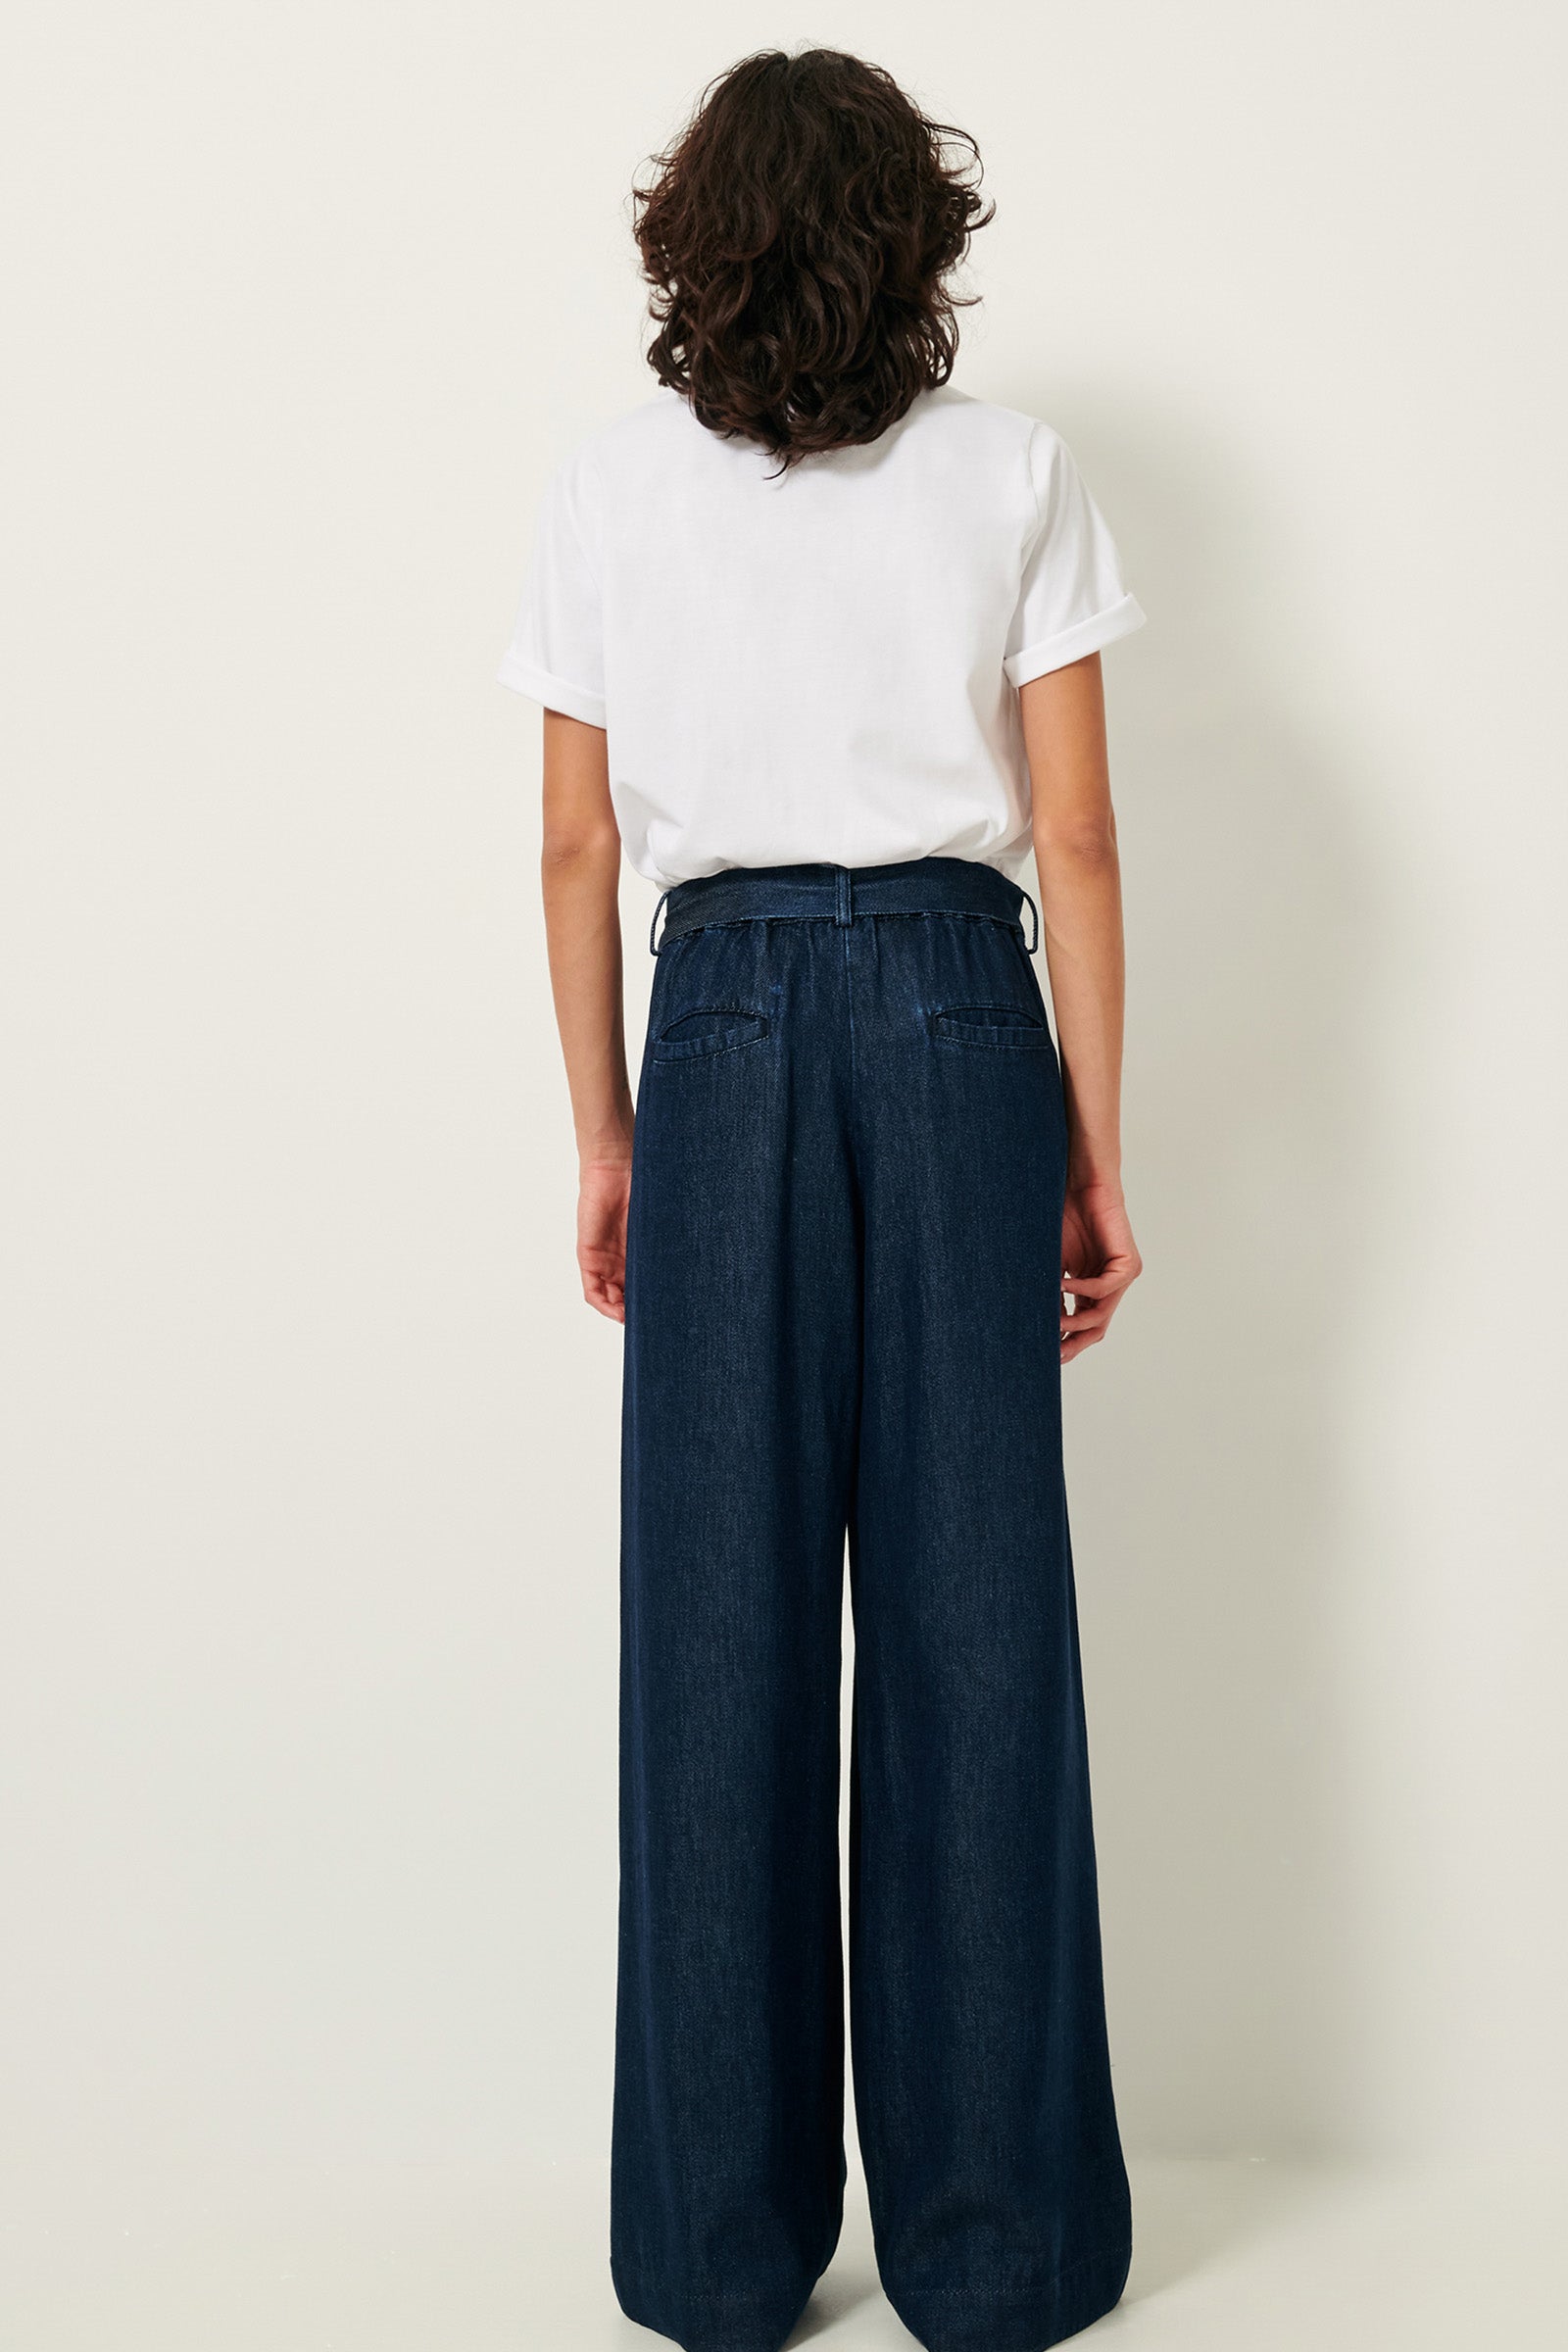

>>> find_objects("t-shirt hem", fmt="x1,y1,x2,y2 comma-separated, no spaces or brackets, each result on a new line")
1004,594,1147,689
496,651,607,728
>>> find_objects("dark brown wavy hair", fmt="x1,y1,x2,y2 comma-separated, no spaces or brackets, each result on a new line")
632,49,994,469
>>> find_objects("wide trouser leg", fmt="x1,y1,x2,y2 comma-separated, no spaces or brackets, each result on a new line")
612,918,858,2352
847,909,1133,2352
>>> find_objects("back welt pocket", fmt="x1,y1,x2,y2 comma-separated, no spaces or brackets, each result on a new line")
929,1003,1051,1051
650,1006,770,1062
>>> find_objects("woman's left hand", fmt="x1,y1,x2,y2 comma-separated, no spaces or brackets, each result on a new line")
578,1156,633,1322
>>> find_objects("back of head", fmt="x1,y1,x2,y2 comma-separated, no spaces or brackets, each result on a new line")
632,48,994,470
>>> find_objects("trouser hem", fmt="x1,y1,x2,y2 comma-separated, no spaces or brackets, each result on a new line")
883,2234,1133,2352
611,2221,842,2352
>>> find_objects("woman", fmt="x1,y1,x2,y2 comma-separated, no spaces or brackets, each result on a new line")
497,47,1145,2352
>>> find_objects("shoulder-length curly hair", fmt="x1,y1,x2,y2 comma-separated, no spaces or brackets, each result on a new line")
632,49,994,469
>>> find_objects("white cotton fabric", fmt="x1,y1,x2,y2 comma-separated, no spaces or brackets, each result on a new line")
496,383,1145,888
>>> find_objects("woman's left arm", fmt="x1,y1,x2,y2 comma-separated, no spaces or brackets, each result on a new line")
540,709,634,1322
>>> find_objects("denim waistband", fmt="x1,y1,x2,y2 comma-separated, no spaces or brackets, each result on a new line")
652,857,1038,955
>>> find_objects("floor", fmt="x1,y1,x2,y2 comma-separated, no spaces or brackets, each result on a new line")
3,2155,1560,2349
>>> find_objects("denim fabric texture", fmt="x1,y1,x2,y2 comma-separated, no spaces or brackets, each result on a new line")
613,858,1132,2352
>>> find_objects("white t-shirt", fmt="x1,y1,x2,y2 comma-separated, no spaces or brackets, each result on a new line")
496,383,1145,888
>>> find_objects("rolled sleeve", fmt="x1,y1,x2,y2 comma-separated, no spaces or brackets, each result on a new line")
495,450,607,728
1004,426,1145,688
1004,591,1148,688
495,649,607,727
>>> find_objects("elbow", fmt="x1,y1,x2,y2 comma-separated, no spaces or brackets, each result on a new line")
541,821,622,875
1033,816,1119,872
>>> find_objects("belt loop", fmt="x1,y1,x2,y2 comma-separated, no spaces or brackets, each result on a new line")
1019,886,1040,956
649,887,671,956
835,867,852,927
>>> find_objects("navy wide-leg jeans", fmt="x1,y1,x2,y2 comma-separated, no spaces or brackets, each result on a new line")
612,858,1132,2352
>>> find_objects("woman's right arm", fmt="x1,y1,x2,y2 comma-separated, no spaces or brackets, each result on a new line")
1018,652,1144,1364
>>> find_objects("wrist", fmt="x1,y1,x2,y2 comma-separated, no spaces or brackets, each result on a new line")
578,1120,634,1171
1066,1155,1122,1195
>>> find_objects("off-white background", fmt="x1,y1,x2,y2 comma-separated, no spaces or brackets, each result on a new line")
4,3,1565,2345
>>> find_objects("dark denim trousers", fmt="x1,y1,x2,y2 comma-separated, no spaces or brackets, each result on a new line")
612,858,1132,2352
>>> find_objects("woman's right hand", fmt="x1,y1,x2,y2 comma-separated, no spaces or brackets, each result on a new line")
1059,1178,1142,1365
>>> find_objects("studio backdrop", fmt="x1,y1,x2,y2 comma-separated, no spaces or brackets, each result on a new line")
2,0,1564,2195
